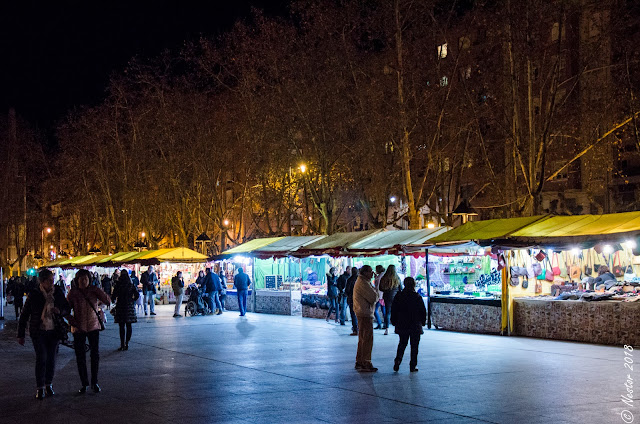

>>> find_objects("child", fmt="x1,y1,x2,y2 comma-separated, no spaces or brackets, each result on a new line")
390,277,426,372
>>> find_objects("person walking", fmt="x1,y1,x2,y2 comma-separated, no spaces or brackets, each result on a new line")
130,271,143,315
17,269,70,400
391,277,426,372
67,269,110,394
345,267,359,335
218,270,227,311
373,265,385,330
101,274,113,297
141,266,158,316
203,268,223,315
353,265,378,372
325,267,339,323
380,264,402,335
11,277,25,320
56,275,67,296
233,267,251,316
336,266,351,326
111,270,139,351
171,271,185,317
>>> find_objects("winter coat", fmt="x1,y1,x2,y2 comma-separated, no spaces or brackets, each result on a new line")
111,281,139,323
345,275,357,302
101,276,112,296
204,272,221,293
18,286,70,338
353,275,378,318
171,276,185,296
390,288,426,335
336,272,348,294
67,286,111,333
326,274,338,298
234,271,251,291
141,271,159,294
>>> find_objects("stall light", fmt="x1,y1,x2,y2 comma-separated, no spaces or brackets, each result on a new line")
49,245,54,249
427,222,435,229
571,248,581,256
547,249,554,256
625,240,637,249
603,245,613,254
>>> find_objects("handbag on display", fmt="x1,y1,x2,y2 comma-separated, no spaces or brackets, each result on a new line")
613,252,624,277
509,267,520,286
522,277,529,289
535,280,543,294
551,253,561,276
545,257,554,281
570,265,581,281
624,265,635,282
535,250,546,262
532,262,542,276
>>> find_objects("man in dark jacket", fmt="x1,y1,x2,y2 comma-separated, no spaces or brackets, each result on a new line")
101,275,112,297
390,277,426,373
345,267,358,335
17,269,70,399
335,266,350,326
11,277,25,320
203,268,222,315
171,271,185,317
142,266,159,316
233,267,251,316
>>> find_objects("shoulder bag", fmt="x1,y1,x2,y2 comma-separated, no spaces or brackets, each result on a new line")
80,290,105,331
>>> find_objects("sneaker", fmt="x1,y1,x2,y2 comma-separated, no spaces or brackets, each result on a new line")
350,331,358,336
216,311,223,315
374,325,381,330
384,329,389,335
144,312,148,316
340,322,346,326
150,312,156,316
173,314,180,317
393,361,400,372
410,367,419,373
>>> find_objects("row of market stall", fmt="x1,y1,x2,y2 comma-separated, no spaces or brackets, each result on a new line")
43,211,640,345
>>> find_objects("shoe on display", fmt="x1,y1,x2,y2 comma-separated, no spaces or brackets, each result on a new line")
35,388,45,400
45,385,54,396
92,384,101,393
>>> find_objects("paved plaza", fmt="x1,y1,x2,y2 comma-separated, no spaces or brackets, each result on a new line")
0,304,632,424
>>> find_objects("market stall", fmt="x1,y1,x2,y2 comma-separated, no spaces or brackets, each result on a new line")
429,212,640,345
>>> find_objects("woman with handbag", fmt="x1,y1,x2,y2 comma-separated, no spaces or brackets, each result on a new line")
111,270,140,351
17,268,70,400
325,267,339,322
67,269,111,394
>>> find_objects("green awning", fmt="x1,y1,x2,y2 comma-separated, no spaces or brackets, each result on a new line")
429,215,549,245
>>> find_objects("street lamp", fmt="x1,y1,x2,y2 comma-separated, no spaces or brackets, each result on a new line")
390,196,397,203
299,164,307,173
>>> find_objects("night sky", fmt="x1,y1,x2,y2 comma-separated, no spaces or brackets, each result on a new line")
0,1,286,131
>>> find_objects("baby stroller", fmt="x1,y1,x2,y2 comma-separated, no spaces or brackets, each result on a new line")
185,283,211,316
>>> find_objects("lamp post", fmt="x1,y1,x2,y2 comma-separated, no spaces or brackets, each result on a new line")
41,227,52,256
452,199,478,224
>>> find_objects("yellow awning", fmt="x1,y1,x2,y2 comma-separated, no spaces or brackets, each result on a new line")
511,212,640,238
429,216,549,244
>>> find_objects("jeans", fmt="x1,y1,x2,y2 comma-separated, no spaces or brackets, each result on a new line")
374,302,383,326
383,289,398,329
326,297,338,321
338,294,346,324
73,330,100,386
174,293,183,315
395,332,421,369
118,322,133,346
219,292,226,310
213,291,222,312
355,316,373,366
32,330,59,388
144,292,155,314
348,301,358,332
237,290,248,315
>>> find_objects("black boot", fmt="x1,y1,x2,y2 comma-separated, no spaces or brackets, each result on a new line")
45,385,55,396
35,388,45,400
77,386,88,394
92,383,101,393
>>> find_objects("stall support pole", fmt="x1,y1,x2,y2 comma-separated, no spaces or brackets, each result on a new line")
426,249,431,329
0,267,4,320
251,257,256,313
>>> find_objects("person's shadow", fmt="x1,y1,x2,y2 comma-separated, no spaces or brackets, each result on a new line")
236,319,256,338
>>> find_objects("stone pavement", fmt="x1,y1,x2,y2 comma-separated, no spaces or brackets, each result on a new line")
0,303,633,424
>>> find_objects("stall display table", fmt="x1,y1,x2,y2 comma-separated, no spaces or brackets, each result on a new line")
301,293,339,320
430,296,502,334
225,289,254,313
513,298,640,345
255,290,301,315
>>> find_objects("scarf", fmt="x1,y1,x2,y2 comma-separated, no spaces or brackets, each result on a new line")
39,284,55,331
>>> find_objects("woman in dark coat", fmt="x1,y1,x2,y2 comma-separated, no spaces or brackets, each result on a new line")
111,270,139,351
325,267,339,323
390,277,426,373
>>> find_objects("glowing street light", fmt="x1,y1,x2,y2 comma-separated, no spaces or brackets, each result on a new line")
299,164,307,173
141,231,146,238
223,219,230,227
45,227,52,234
390,196,397,203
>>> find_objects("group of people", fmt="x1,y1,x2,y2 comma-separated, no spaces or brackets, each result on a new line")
186,267,251,316
326,264,426,373
16,267,140,400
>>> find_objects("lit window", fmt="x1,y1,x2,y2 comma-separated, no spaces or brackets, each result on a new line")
440,76,449,86
437,43,448,59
